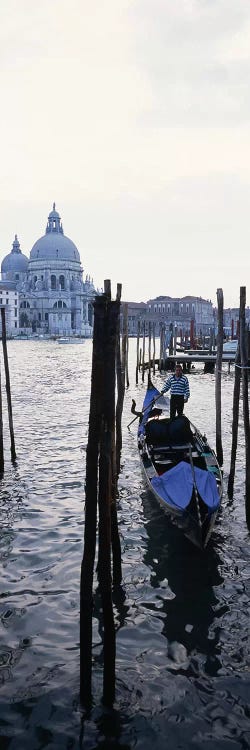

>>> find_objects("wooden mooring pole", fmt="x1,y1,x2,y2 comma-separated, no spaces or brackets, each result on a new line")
136,320,140,384
80,282,122,707
228,341,241,500
1,307,16,462
0,366,4,475
142,321,146,382
239,287,250,526
215,288,223,467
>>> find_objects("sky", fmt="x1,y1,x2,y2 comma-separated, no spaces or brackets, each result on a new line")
0,0,250,308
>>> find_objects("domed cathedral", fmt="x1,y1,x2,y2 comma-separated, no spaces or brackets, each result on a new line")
1,204,96,337
1,235,29,282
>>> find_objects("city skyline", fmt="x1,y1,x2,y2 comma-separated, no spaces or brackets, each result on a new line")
1,1,250,309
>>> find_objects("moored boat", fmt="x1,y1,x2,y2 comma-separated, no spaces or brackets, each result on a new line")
135,379,223,549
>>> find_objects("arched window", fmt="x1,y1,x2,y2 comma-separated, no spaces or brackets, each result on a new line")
58,300,62,308
63,302,67,308
53,301,58,308
59,275,65,290
51,275,56,290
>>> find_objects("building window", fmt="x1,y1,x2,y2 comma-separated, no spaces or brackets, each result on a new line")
58,300,62,308
167,305,170,313
15,274,19,280
186,304,189,312
158,305,161,313
162,305,165,313
15,322,17,328
180,304,183,312
0,299,2,305
14,309,17,317
192,304,195,312
15,299,17,305
154,305,157,313
6,299,9,304
38,313,41,321
51,275,56,290
45,313,48,321
59,275,65,290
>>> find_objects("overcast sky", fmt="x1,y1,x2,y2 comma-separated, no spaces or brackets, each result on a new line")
0,0,249,307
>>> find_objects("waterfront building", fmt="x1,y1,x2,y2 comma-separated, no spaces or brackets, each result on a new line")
0,281,19,335
1,205,96,337
146,295,214,337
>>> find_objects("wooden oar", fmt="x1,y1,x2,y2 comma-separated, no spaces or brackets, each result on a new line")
127,393,162,429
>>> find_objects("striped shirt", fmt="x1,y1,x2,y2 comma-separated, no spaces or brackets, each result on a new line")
162,373,190,399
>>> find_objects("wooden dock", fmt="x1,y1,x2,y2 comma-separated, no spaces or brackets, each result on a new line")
144,352,238,373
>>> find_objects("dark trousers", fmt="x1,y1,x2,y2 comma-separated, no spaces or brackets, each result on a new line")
170,395,184,420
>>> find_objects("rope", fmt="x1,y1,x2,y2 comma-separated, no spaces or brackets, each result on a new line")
235,363,250,369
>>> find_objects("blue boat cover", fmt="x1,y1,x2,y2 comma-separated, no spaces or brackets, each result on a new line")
151,461,220,511
138,385,168,436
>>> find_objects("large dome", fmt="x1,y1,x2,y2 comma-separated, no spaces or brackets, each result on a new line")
1,235,29,274
29,204,80,263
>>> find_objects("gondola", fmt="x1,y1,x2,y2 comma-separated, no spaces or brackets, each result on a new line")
133,378,223,549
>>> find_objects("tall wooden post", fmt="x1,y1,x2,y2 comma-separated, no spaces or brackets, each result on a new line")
1,308,16,462
122,303,129,388
209,327,213,355
239,287,250,526
228,342,241,499
148,322,151,377
142,321,146,382
0,366,4,475
115,285,124,475
190,319,195,349
173,325,177,356
80,295,105,705
215,288,223,467
98,290,117,705
152,322,156,375
136,320,140,384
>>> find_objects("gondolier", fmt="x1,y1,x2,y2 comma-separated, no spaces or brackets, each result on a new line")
161,364,190,420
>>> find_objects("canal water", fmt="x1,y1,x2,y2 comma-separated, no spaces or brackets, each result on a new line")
0,339,249,749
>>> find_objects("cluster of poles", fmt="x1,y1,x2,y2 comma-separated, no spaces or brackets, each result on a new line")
80,281,128,707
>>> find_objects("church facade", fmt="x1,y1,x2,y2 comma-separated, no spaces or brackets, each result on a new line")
1,205,96,337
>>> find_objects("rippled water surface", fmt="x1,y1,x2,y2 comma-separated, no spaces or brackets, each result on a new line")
0,339,249,749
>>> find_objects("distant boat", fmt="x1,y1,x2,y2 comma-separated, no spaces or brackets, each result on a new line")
57,337,85,345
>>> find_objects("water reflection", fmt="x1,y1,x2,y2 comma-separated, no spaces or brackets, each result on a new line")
141,492,225,677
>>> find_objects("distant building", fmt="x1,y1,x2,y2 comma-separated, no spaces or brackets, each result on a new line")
120,301,147,336
223,307,250,337
0,281,19,335
146,295,214,336
1,205,96,337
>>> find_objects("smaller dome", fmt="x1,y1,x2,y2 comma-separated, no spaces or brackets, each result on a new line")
1,235,29,274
